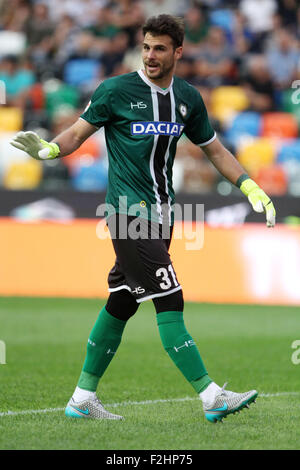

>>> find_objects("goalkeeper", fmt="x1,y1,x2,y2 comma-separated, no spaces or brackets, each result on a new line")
11,14,275,423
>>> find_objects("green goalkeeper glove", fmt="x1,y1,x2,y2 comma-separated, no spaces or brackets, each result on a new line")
10,131,60,160
239,176,276,228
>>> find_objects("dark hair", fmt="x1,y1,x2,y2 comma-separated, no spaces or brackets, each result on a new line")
142,14,185,49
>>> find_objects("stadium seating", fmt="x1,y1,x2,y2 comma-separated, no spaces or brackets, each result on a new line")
0,5,298,199
261,112,299,139
41,159,71,190
276,139,300,196
210,86,249,124
63,137,100,168
28,83,45,111
225,111,261,147
0,107,23,132
255,165,288,196
0,132,29,181
71,159,108,191
44,81,80,120
63,59,101,88
209,9,234,33
237,137,276,175
0,31,26,56
286,164,300,196
3,160,42,189
277,139,300,164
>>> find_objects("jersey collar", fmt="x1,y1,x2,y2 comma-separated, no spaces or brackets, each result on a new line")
137,69,173,95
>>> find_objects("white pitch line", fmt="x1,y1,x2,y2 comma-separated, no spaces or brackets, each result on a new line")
0,392,299,418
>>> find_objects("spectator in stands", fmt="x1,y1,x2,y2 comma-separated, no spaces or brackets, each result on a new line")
50,15,82,70
1,0,299,196
296,6,300,40
266,28,300,88
174,56,197,84
101,31,130,77
241,55,276,112
197,0,226,11
43,0,107,28
24,2,55,75
275,0,298,28
25,2,54,47
122,27,144,73
69,30,101,60
0,0,31,32
142,0,188,18
0,54,35,107
84,6,122,56
239,0,277,33
183,5,209,58
193,26,235,88
86,6,121,40
109,0,145,48
239,0,277,52
231,10,255,57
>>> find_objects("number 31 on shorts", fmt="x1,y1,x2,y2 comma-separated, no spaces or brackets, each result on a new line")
156,265,179,290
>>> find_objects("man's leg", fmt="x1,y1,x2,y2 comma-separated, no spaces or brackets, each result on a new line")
153,290,213,394
77,289,139,393
153,291,258,423
65,289,139,419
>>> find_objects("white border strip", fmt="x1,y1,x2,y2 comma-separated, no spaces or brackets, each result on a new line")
137,69,173,96
108,285,131,293
79,117,100,129
1,391,299,418
136,285,182,303
162,86,176,224
197,132,217,147
149,90,162,224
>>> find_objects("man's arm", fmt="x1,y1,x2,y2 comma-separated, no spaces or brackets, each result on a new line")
10,118,97,160
201,136,276,227
50,118,98,158
201,136,245,185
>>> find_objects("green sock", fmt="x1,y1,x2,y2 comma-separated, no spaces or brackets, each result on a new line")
77,307,127,391
157,311,212,393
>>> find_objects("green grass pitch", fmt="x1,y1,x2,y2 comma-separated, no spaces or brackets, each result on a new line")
0,297,299,450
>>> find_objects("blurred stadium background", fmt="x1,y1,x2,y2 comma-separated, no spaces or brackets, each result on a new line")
0,0,300,305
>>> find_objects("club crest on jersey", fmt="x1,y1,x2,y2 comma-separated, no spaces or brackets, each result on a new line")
179,103,187,118
131,121,185,137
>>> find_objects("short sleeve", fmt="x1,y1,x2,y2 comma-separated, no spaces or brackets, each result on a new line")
184,88,216,146
80,81,112,128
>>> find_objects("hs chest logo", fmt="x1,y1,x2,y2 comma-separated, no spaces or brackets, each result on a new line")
131,101,147,110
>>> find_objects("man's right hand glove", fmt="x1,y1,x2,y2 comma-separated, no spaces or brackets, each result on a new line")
240,177,276,228
10,131,60,160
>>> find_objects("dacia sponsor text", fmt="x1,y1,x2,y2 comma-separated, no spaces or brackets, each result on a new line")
131,121,185,137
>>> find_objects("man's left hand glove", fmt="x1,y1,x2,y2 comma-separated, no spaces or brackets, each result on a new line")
10,131,60,160
240,178,276,228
